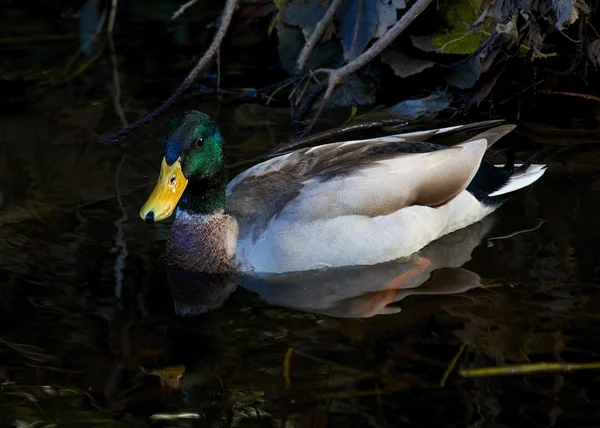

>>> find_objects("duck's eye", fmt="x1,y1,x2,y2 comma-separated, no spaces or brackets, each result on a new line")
169,175,177,185
195,137,205,148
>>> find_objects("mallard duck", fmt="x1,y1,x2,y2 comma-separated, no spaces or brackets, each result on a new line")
140,111,546,274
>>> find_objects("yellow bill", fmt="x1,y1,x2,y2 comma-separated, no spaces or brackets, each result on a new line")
140,157,188,222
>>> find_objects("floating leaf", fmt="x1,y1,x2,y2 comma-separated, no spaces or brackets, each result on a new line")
280,0,328,27
141,365,186,389
411,0,490,55
336,0,379,61
375,0,406,38
381,48,435,78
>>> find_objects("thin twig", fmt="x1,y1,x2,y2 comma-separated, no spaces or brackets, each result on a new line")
485,219,545,246
79,4,108,57
108,0,118,34
296,0,343,73
104,0,239,142
172,0,202,20
216,48,222,102
263,74,308,104
538,89,600,103
497,78,548,105
558,30,581,43
64,45,104,82
440,343,466,387
113,153,128,299
301,0,434,136
293,349,369,375
460,361,600,378
283,347,293,390
107,7,129,299
440,343,467,387
64,4,106,81
108,34,128,127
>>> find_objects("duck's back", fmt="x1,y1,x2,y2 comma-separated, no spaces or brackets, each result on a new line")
225,124,545,273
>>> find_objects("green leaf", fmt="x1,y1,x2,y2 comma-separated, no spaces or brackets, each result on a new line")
412,0,491,55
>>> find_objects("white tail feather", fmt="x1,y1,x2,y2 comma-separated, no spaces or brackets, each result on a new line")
488,164,546,197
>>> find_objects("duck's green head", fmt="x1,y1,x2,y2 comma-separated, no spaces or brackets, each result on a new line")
140,111,225,222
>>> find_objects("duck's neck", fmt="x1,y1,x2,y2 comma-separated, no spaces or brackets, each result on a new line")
166,166,239,274
177,165,227,215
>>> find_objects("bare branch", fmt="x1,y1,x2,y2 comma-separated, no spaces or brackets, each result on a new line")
108,0,118,34
296,0,343,73
172,0,202,20
108,35,127,127
538,89,600,103
302,0,434,136
103,0,239,142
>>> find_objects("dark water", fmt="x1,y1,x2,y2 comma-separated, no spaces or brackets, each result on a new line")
4,4,600,427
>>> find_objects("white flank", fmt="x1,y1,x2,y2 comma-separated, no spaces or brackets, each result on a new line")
238,191,496,273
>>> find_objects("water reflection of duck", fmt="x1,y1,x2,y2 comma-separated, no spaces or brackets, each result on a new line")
168,216,495,318
167,267,237,316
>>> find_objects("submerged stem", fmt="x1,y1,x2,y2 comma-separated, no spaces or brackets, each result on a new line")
460,361,600,378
